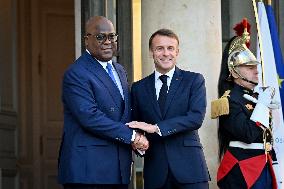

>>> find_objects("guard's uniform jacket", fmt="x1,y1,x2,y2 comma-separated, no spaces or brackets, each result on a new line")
217,84,277,189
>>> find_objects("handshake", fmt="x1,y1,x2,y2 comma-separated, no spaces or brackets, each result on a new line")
127,121,159,154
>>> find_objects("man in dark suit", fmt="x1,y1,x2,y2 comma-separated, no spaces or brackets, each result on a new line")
58,16,148,189
127,29,210,189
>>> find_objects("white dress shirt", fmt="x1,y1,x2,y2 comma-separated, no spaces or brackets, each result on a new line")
155,67,176,100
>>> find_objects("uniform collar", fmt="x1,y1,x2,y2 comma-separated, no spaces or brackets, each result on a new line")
234,83,255,95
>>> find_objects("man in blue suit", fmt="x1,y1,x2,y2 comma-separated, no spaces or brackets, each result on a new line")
58,16,148,189
127,29,210,189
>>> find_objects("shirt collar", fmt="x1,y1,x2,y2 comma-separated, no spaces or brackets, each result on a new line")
155,66,176,82
86,49,113,69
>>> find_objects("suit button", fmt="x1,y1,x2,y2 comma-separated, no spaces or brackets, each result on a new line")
110,107,115,112
118,138,124,142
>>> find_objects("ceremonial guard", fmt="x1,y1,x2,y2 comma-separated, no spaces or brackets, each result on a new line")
211,19,278,189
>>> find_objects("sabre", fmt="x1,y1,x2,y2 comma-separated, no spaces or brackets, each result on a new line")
252,0,266,87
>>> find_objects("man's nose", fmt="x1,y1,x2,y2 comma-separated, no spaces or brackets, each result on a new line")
163,49,170,56
103,37,112,44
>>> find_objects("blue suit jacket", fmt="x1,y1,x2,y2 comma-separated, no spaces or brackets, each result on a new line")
58,52,133,184
131,67,210,188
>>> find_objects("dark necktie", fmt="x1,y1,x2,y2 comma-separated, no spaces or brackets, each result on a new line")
158,75,168,114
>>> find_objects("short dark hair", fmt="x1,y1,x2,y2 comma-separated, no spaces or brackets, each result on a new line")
149,29,179,49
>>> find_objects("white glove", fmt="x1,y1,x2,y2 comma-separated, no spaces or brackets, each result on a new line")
258,86,275,107
243,95,280,110
244,86,277,128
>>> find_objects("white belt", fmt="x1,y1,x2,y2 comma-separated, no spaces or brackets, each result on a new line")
229,141,264,150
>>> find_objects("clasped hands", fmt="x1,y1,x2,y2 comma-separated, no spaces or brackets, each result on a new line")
132,132,149,152
128,121,158,152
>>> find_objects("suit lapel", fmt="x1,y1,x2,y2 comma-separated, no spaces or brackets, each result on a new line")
82,52,123,108
113,63,129,122
113,63,128,98
145,73,162,118
163,68,183,118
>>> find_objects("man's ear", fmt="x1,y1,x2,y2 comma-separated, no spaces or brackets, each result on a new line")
84,36,89,47
176,47,180,56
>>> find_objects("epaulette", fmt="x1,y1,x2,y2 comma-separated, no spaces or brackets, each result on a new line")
211,90,231,119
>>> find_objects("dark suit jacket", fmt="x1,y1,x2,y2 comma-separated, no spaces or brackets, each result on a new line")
131,67,210,188
58,51,133,184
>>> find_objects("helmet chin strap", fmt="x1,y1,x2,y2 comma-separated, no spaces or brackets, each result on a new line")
232,68,258,85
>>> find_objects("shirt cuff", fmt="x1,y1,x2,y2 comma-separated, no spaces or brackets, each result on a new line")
155,124,162,136
137,149,145,156
131,130,136,142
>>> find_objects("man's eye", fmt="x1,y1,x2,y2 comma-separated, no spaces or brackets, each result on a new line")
96,34,105,41
168,47,175,51
109,34,116,39
155,47,163,51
